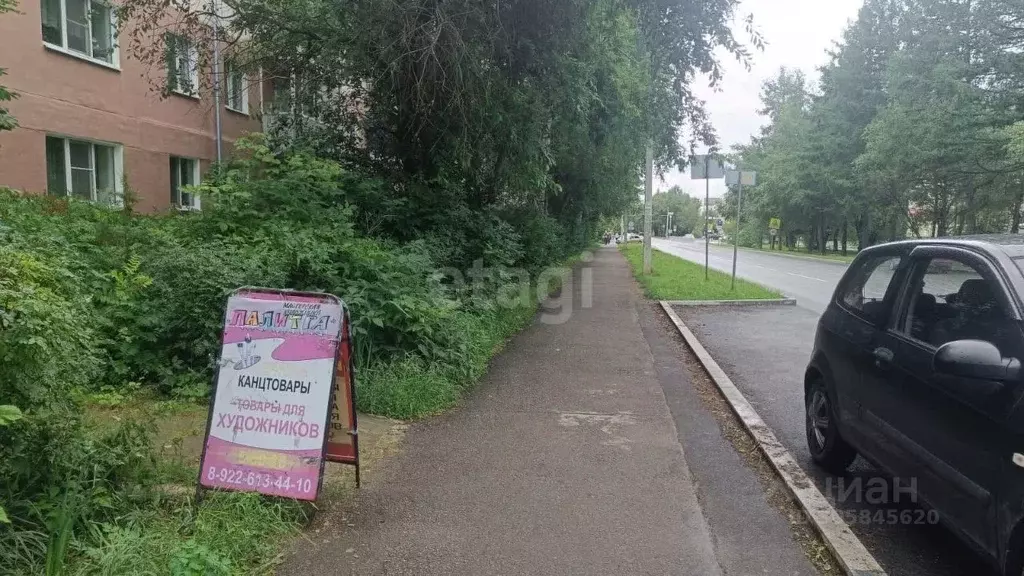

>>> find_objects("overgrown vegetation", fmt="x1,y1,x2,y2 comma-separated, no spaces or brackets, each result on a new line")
726,0,1024,253
2,0,758,571
0,136,585,572
620,243,781,301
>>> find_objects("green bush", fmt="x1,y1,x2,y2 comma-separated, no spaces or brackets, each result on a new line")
506,208,568,274
0,245,99,406
738,222,764,248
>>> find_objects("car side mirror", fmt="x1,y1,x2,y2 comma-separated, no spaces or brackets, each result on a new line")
933,340,1021,382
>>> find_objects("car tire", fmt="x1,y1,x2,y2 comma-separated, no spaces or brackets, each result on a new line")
805,377,857,474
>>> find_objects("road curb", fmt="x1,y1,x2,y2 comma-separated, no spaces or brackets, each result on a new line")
659,301,887,576
665,298,796,307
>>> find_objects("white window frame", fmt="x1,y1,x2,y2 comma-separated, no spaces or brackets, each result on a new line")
225,60,249,114
45,134,124,205
166,33,200,98
42,0,120,70
170,156,202,210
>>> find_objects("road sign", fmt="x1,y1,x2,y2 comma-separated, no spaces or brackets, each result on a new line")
199,289,343,502
690,155,725,179
628,221,635,231
769,217,781,230
725,170,758,187
770,229,777,237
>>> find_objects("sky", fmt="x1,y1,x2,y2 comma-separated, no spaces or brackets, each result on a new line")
657,0,866,198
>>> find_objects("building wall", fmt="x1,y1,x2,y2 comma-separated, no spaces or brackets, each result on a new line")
0,0,262,211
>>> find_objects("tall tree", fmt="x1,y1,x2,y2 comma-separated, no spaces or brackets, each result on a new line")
116,0,755,260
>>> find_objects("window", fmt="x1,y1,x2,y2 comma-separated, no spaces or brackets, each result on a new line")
41,0,117,65
1014,257,1024,276
270,75,292,111
170,157,200,209
165,34,198,96
45,135,120,203
899,258,1013,352
840,255,901,322
225,60,248,113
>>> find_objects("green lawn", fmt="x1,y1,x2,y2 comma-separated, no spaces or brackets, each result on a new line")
620,243,782,301
741,245,857,263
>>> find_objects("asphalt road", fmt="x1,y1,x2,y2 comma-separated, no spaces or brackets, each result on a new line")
652,237,848,313
653,238,997,576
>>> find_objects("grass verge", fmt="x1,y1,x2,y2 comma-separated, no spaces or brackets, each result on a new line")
70,489,305,576
28,398,309,576
620,243,781,300
741,245,857,263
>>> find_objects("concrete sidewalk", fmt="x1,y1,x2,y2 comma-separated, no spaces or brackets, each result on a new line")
280,247,811,575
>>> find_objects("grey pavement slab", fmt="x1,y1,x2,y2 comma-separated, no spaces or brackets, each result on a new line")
676,305,994,576
278,248,821,575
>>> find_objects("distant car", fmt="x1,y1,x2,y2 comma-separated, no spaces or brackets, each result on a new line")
804,236,1024,575
627,233,643,242
684,233,695,239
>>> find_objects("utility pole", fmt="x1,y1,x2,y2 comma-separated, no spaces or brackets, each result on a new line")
665,212,674,238
643,143,653,274
731,169,743,290
704,155,710,281
211,0,223,163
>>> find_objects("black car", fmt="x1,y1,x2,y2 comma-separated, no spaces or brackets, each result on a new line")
805,236,1024,575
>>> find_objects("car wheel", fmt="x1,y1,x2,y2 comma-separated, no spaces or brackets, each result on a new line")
805,378,857,474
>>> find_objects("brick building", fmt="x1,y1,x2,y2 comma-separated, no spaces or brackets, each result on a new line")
0,0,262,212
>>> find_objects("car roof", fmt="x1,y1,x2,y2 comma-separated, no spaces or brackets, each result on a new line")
863,235,1024,259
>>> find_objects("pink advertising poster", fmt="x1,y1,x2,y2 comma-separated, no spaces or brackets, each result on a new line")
198,289,343,501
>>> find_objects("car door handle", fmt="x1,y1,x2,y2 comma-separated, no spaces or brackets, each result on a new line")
873,347,894,369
